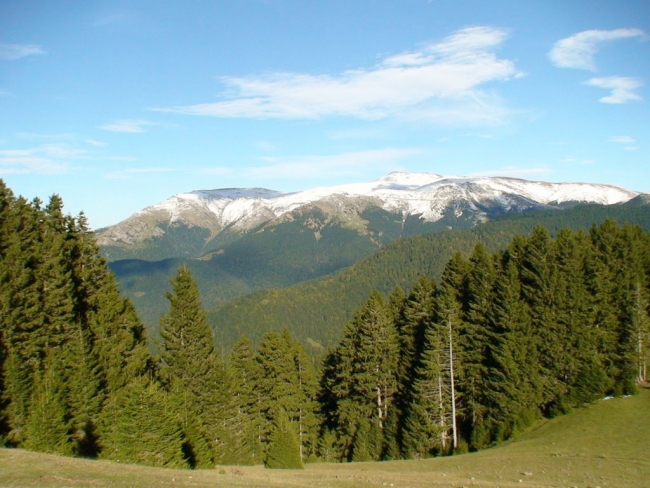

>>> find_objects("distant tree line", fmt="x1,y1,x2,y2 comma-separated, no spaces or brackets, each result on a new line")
0,181,648,468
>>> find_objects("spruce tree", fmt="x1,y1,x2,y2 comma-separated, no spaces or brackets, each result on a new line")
98,376,186,468
553,229,605,406
483,253,541,441
1,197,45,444
158,265,226,468
89,277,151,395
23,356,71,455
519,226,562,411
402,317,454,458
323,291,399,460
226,335,263,465
256,330,318,462
391,276,435,458
265,408,303,469
459,243,495,449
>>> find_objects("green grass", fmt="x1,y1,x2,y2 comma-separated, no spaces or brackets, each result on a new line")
2,389,649,487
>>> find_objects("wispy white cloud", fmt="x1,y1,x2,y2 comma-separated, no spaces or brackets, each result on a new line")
85,139,108,147
0,156,70,175
608,135,638,151
156,26,521,125
98,119,157,133
108,156,137,162
584,76,643,103
607,135,635,144
0,43,45,60
0,144,88,159
548,28,645,70
0,143,89,175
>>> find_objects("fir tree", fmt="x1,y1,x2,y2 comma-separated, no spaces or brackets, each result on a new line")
265,408,303,469
483,253,541,441
158,265,226,468
459,243,495,449
519,226,562,411
98,376,186,468
322,291,399,460
402,317,454,458
89,277,151,396
226,335,263,465
23,356,71,455
256,330,318,462
391,276,435,458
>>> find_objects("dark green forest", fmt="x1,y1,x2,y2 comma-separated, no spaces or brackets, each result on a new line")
0,181,648,469
209,201,650,352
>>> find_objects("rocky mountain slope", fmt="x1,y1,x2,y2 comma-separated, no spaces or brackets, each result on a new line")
97,172,639,261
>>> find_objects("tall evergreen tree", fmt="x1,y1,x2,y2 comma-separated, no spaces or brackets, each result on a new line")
158,265,227,468
459,243,495,449
256,330,318,462
265,408,304,469
1,197,45,444
483,252,541,441
323,291,399,460
391,276,435,458
519,226,563,411
401,313,455,458
226,335,263,465
98,376,186,468
23,355,71,456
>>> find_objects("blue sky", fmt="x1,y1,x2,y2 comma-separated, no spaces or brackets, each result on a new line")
1,0,648,229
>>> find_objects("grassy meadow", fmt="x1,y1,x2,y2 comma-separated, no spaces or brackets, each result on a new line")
2,388,648,488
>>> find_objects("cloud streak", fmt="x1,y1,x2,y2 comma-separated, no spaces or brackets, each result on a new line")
0,156,70,175
608,135,638,151
548,28,645,70
0,143,89,175
157,26,521,125
584,76,643,103
607,135,635,144
0,43,45,60
98,119,157,133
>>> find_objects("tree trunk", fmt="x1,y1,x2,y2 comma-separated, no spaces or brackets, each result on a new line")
448,318,458,450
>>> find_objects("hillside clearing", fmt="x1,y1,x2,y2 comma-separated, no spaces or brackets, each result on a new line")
2,388,648,488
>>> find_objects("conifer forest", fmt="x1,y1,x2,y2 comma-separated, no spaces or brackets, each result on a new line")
0,181,648,469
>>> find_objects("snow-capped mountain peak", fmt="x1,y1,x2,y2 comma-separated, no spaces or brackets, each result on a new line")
97,172,640,249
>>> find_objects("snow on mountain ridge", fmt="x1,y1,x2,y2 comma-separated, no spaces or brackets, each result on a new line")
101,172,640,246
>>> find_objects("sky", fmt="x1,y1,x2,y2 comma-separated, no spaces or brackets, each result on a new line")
1,0,649,229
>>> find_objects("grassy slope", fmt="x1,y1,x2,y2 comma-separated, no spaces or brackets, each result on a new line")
2,389,648,488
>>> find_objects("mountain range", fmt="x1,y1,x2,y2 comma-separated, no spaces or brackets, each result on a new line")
97,171,639,261
96,172,645,346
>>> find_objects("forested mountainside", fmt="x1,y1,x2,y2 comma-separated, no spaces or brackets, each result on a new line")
1,180,647,469
111,201,650,345
109,207,446,337
208,201,650,352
